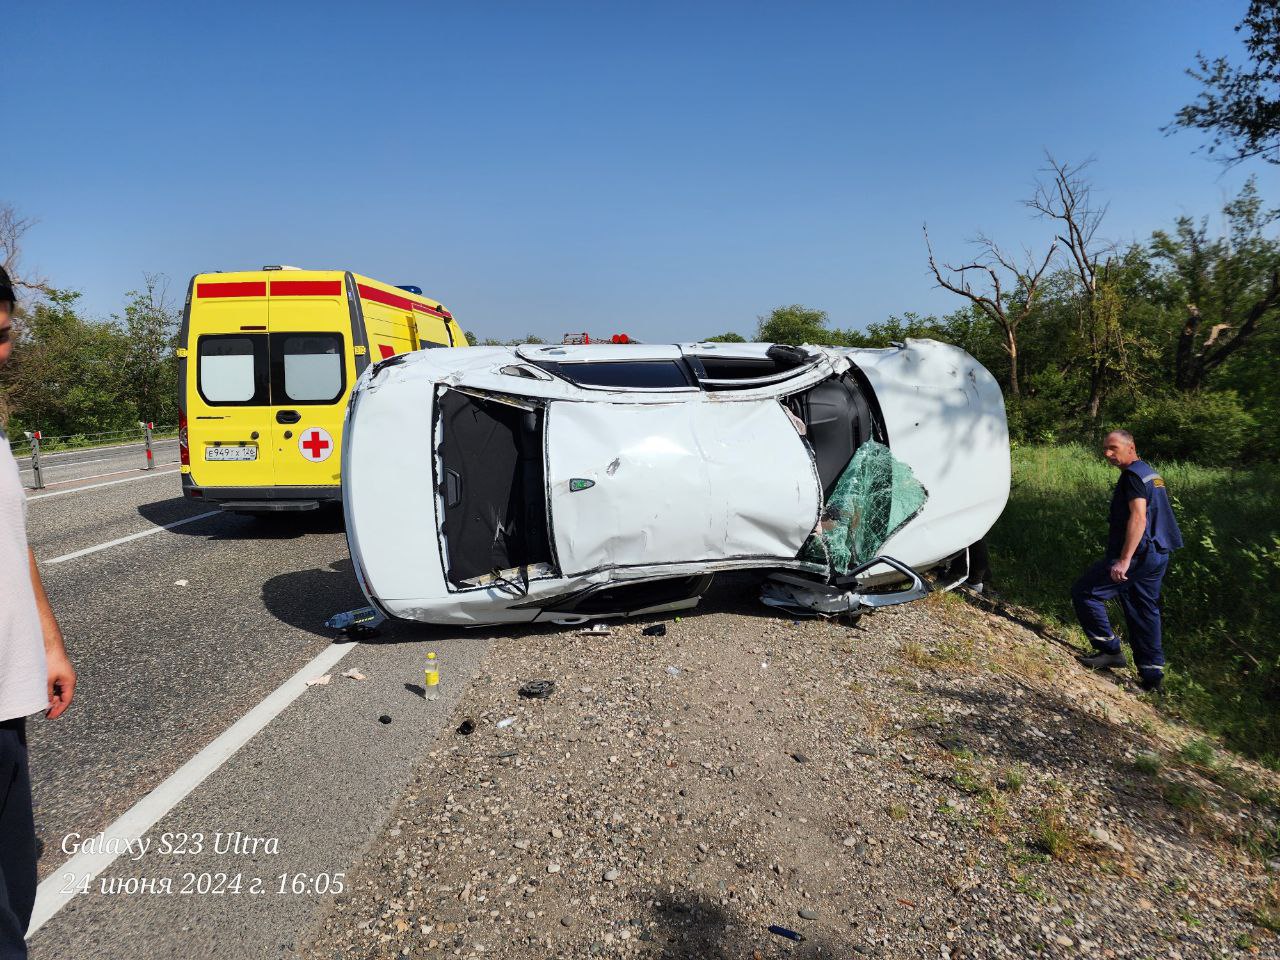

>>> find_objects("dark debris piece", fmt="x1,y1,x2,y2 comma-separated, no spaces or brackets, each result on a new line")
768,925,805,943
642,624,667,637
518,679,556,699
378,715,392,725
456,718,475,736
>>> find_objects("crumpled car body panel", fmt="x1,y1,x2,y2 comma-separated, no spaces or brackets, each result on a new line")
545,399,821,575
854,340,1010,567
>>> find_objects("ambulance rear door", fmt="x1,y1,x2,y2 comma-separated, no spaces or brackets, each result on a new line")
265,275,353,488
188,275,275,488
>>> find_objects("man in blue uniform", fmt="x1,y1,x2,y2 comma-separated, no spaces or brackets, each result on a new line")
1071,430,1183,691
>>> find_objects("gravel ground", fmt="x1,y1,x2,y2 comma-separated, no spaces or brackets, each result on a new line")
302,577,1280,959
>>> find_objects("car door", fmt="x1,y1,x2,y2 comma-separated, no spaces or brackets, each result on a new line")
188,279,275,488
266,280,352,488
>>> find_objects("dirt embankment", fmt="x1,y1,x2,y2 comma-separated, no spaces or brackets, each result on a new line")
303,579,1280,960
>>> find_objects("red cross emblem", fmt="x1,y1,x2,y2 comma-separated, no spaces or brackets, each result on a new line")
298,427,333,462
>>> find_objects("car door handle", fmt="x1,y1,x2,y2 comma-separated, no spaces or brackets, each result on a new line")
276,410,301,424
442,469,462,508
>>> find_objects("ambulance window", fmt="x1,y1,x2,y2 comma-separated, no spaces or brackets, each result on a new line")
197,335,268,405
273,333,345,404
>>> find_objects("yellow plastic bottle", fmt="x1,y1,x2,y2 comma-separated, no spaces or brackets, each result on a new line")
425,651,440,688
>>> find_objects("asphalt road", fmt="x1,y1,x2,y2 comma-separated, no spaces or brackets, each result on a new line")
18,442,494,959
14,437,181,490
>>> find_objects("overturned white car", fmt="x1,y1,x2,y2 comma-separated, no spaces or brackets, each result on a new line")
336,340,1009,628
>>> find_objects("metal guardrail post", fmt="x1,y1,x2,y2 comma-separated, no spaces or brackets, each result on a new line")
24,431,44,489
140,421,154,470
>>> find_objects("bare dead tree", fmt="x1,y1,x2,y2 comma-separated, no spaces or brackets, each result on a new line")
0,203,50,302
1026,155,1125,421
924,226,1055,398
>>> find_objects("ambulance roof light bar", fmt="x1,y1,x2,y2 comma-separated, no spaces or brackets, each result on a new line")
261,265,303,271
561,332,635,345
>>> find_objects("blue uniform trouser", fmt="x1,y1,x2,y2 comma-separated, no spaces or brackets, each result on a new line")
1071,548,1169,686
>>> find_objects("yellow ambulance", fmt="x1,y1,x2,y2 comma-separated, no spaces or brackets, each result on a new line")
177,267,467,512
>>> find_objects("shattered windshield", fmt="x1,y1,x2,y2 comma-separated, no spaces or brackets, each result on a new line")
801,440,928,575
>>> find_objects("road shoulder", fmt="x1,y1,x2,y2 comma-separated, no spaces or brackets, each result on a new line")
303,585,1280,958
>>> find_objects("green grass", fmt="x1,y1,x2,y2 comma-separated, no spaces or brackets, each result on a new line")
1134,752,1163,776
987,444,1280,767
1161,780,1207,811
1027,805,1086,860
1178,738,1218,768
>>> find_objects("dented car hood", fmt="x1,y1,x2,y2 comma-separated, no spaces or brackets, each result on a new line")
544,398,821,575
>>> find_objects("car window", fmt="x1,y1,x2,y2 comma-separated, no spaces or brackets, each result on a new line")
538,360,691,389
197,335,269,405
685,345,816,391
274,333,345,403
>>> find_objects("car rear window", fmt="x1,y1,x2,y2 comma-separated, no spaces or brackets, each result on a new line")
195,332,345,406
197,335,269,405
276,333,344,403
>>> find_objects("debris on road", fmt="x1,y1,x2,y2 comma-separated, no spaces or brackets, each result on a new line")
173,579,189,587
424,652,440,689
343,668,367,681
305,674,331,687
642,623,667,637
455,718,475,736
495,717,516,730
378,714,392,725
326,605,385,640
768,925,805,943
517,679,555,699
578,623,611,635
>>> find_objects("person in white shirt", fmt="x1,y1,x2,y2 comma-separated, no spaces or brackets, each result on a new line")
0,266,75,959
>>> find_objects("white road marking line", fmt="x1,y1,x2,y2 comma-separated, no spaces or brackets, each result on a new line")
26,468,180,501
46,510,221,564
26,640,358,936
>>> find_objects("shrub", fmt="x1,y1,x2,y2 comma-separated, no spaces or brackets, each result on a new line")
1129,390,1256,464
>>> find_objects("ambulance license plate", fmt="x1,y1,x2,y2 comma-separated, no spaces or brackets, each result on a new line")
205,446,257,461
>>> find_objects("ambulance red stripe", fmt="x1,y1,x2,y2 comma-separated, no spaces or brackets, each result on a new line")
356,283,452,320
197,281,267,298
270,280,343,296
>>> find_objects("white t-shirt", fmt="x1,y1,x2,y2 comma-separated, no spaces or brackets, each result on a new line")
0,428,47,721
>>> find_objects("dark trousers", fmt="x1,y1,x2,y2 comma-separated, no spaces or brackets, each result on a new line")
0,718,34,960
1071,548,1169,685
966,539,991,586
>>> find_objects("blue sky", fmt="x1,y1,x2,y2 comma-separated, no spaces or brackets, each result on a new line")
6,1,1272,341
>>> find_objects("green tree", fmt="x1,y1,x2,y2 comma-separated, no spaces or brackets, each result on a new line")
703,331,746,342
1,289,132,436
117,274,179,425
925,225,1056,399
1150,177,1280,391
756,304,839,345
1170,1,1280,165
1028,156,1142,422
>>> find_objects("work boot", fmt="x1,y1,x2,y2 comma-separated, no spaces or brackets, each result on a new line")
1137,667,1165,693
1079,650,1127,670
1138,674,1164,693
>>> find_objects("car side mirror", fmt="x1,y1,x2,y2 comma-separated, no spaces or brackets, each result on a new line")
847,555,930,608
